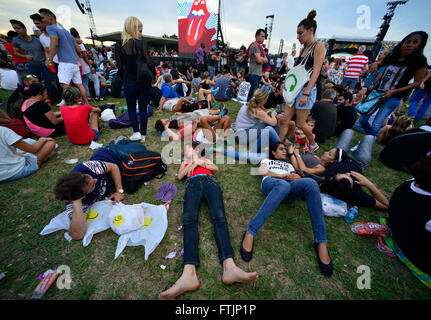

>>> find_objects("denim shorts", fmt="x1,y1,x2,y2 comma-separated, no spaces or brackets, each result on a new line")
3,154,39,182
295,86,317,110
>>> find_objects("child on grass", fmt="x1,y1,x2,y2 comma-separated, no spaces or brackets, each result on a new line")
60,86,102,145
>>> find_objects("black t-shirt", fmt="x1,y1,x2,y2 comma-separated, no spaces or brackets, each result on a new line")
388,180,431,275
335,105,358,136
23,101,56,129
321,180,376,208
311,100,337,143
264,92,284,109
378,55,428,99
322,159,362,180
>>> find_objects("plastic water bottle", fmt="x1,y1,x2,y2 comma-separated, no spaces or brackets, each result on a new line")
345,206,359,224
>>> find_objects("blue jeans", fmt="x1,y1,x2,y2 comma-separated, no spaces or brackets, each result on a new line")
183,175,234,267
341,77,359,90
28,64,55,98
83,72,100,97
358,97,401,136
220,149,266,164
124,82,152,135
208,66,216,80
247,177,327,243
247,75,262,101
408,89,431,124
235,123,281,153
333,129,375,172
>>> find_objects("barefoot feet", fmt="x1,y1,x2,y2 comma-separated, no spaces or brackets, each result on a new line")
159,265,200,300
222,258,258,285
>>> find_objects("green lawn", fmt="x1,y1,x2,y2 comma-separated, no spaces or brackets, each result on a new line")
0,88,430,300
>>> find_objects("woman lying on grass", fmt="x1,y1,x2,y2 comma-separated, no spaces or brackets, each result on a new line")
240,141,333,277
160,142,258,300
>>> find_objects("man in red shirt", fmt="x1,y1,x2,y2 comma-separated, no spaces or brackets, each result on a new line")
342,45,369,92
4,31,27,85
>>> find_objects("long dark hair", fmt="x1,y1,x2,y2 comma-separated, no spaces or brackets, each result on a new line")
269,142,286,160
381,31,428,66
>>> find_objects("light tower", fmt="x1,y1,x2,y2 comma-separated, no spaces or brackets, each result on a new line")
371,0,408,62
265,15,274,52
75,0,98,46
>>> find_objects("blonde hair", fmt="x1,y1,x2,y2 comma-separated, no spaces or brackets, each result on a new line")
122,16,143,45
247,89,269,118
383,115,414,144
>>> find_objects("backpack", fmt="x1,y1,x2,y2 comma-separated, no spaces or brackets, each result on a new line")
119,150,168,194
283,42,317,106
108,109,154,129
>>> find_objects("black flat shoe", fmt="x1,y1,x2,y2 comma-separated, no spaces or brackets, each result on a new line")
240,231,254,262
314,243,333,277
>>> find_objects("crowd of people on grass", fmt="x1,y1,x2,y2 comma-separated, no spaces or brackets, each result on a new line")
1,8,431,298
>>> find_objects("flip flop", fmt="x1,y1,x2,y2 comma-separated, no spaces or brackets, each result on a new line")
350,222,389,236
161,183,177,202
155,182,171,201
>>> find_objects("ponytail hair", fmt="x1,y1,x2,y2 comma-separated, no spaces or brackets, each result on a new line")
247,88,269,118
298,10,317,34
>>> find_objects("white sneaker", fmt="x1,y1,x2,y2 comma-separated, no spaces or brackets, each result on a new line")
141,136,146,143
57,99,65,106
129,132,142,141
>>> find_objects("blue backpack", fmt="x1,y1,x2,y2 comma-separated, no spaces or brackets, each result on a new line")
109,107,154,129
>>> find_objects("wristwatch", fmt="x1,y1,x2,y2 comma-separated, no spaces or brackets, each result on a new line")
117,189,124,194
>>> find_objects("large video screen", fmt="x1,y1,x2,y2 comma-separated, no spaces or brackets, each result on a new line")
178,0,219,53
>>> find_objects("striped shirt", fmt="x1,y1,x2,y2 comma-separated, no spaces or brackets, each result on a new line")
344,54,369,78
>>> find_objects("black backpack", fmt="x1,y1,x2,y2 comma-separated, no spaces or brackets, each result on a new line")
120,150,168,194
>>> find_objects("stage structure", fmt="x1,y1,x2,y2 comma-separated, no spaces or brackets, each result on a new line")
177,0,220,55
75,0,97,46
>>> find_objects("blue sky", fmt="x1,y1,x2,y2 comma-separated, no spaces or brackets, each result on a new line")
1,0,430,59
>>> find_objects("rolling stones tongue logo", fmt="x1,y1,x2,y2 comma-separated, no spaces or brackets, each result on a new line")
186,0,211,47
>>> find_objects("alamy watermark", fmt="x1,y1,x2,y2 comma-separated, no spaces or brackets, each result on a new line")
356,265,371,290
356,5,371,30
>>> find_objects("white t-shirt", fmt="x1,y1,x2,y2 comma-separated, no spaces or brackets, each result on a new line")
39,33,59,64
0,127,26,181
260,159,295,182
286,56,295,70
78,43,91,75
0,68,18,91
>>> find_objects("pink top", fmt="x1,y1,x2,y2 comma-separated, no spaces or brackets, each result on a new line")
21,99,55,137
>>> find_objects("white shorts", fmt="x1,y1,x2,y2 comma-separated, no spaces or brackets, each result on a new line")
58,62,82,85
163,98,180,111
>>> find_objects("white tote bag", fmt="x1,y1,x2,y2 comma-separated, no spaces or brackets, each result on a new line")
283,42,317,106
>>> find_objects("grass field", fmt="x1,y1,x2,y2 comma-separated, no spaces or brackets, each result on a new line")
0,88,430,300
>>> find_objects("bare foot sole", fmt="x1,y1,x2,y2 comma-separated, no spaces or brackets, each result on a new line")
222,266,258,285
159,275,200,300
